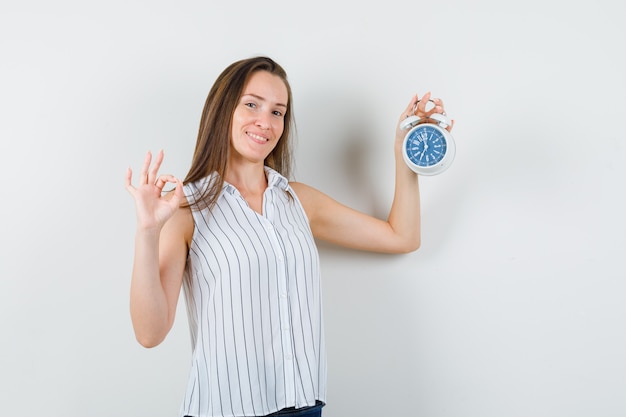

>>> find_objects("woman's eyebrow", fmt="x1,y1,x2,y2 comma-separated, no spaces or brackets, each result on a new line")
243,93,287,109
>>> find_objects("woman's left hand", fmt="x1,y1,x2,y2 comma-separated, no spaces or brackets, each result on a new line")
395,92,454,145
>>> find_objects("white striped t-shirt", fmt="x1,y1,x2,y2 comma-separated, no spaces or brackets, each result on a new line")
180,167,326,417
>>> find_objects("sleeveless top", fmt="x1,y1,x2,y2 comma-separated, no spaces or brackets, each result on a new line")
180,167,326,417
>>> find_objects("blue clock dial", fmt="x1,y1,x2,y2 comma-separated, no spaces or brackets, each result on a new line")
405,125,447,167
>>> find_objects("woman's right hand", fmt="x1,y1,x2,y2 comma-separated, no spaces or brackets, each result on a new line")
125,150,184,231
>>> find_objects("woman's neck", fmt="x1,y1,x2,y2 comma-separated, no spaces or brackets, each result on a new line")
224,161,268,196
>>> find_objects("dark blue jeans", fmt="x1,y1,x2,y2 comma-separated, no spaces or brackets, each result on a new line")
267,401,324,416
184,401,324,417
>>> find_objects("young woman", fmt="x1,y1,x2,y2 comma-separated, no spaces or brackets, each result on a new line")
126,56,453,417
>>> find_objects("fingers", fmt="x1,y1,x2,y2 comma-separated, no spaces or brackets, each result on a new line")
431,98,444,116
417,92,432,115
154,174,179,191
163,177,185,210
446,119,455,132
128,149,179,194
404,94,419,118
412,92,449,121
174,177,185,198
135,149,167,186
148,149,165,185
415,92,437,117
125,167,136,195
139,151,152,185
171,177,185,206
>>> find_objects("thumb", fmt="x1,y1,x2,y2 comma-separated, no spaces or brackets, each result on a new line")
172,178,185,204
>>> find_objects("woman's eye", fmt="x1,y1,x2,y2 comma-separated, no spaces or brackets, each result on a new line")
245,102,256,109
273,110,283,117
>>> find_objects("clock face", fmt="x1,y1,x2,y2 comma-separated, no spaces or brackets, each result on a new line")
404,125,448,167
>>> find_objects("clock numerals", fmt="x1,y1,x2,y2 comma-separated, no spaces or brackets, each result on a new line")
406,125,447,167
402,118,455,176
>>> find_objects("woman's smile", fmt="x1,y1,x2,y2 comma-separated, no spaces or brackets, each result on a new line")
246,131,270,144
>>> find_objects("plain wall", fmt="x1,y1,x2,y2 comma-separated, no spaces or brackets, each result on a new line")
1,1,625,416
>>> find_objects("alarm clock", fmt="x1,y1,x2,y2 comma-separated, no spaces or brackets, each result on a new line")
400,109,455,176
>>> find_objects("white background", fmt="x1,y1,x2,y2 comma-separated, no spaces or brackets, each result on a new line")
1,1,625,416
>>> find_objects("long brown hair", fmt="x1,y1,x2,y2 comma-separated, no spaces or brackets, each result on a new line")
183,56,294,211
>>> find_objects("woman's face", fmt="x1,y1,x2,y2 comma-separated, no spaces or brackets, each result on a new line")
230,70,288,165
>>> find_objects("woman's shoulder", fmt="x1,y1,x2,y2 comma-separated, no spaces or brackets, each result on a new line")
288,181,329,216
289,181,316,198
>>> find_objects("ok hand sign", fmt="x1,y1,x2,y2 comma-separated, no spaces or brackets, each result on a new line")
125,150,184,231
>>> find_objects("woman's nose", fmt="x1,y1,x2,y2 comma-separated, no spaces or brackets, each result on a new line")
255,111,272,129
